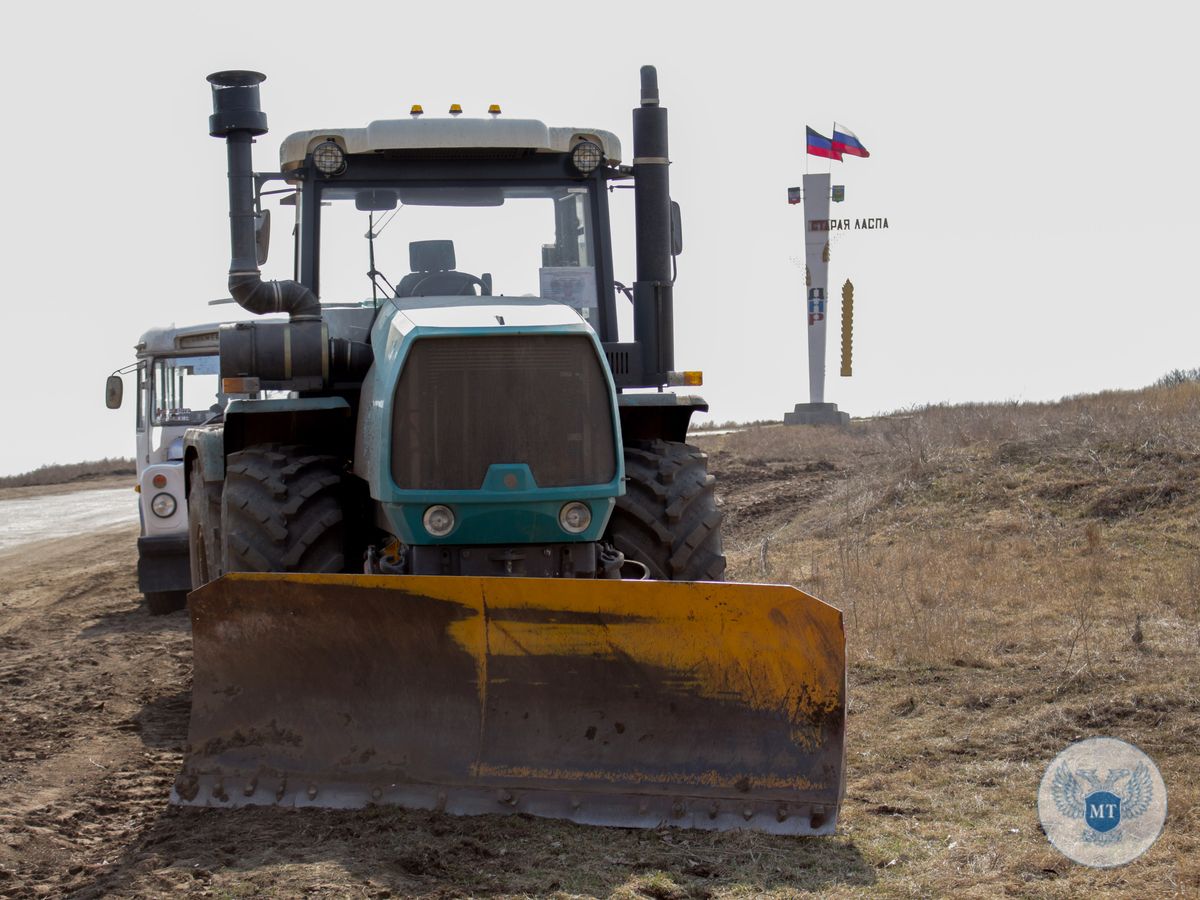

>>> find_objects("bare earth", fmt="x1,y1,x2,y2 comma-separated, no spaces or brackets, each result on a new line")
0,475,133,502
1,390,1197,898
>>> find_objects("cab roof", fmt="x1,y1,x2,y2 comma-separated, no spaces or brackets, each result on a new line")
135,321,228,356
279,117,622,171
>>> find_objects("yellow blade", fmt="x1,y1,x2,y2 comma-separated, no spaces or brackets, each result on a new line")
174,573,845,834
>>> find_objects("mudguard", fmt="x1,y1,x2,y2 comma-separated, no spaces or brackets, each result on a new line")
173,573,845,835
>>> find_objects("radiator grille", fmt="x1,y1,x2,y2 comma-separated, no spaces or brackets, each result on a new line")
391,335,616,490
605,349,630,376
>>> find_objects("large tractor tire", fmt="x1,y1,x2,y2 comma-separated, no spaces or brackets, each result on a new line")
188,460,224,588
220,445,346,574
605,439,726,582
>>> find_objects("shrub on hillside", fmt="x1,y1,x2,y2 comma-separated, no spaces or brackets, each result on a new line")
0,458,135,489
1155,367,1200,388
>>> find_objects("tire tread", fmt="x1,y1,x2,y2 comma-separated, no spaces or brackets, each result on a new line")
221,444,346,575
605,439,726,581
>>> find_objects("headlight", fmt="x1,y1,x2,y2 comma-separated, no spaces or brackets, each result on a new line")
559,501,592,534
312,140,346,176
423,505,456,537
150,492,177,518
571,140,604,174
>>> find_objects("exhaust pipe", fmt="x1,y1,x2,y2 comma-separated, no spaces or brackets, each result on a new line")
207,71,320,321
632,65,674,383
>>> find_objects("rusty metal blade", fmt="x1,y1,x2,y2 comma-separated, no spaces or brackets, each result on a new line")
173,573,845,835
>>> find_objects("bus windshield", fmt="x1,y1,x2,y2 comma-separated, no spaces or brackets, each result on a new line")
151,355,221,427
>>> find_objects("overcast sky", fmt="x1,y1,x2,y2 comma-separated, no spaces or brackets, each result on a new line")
1,1,1195,476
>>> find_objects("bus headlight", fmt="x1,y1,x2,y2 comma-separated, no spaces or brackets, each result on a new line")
151,492,177,518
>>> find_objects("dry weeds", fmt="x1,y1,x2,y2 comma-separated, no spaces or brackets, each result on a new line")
703,382,1200,895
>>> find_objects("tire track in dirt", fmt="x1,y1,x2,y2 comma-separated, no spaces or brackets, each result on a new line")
0,526,192,898
705,452,843,550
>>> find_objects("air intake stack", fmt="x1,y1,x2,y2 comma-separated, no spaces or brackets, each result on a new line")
207,70,320,321
632,65,674,385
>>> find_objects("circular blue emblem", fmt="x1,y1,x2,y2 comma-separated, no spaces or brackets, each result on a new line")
1038,737,1167,867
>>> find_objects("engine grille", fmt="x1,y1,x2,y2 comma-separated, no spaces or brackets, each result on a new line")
391,334,616,491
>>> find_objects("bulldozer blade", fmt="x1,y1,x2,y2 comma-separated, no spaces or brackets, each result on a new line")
173,573,846,835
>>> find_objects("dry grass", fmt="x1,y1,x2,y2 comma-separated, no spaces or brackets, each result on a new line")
697,382,1200,895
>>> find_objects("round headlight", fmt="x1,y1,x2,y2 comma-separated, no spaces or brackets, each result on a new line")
312,140,346,176
559,501,592,534
423,505,456,537
151,492,177,518
571,140,604,174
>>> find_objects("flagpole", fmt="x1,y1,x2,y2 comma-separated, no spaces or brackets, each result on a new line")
830,121,836,176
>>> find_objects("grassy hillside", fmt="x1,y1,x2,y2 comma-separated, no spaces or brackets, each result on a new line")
691,382,1199,896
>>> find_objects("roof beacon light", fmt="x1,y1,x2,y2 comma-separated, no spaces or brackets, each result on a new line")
449,103,463,116
571,140,604,174
312,140,346,176
410,104,424,117
488,103,502,117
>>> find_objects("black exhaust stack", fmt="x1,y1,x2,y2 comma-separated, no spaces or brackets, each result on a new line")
207,71,320,321
632,65,674,385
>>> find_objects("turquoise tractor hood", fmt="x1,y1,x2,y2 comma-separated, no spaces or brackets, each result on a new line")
353,297,624,546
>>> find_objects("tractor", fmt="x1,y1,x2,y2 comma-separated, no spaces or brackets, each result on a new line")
172,66,846,835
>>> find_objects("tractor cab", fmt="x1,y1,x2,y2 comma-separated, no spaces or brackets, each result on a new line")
275,114,620,334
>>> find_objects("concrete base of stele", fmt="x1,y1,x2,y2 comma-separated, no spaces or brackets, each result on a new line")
783,402,851,427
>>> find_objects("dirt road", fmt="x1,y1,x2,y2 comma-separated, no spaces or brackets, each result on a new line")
0,525,192,898
0,457,857,899
0,488,137,552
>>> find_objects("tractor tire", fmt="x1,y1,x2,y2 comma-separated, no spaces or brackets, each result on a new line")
188,460,223,588
605,439,726,582
220,444,346,574
144,591,187,615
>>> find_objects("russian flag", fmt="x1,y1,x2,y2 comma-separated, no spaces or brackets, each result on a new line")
806,127,842,161
832,124,870,158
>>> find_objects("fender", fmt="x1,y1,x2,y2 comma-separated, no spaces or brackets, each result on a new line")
183,424,226,485
223,396,353,458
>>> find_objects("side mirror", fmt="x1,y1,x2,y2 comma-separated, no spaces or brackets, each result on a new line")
670,200,683,256
105,375,124,409
255,210,271,266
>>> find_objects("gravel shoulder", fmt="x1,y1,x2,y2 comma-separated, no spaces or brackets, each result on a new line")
0,475,134,502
